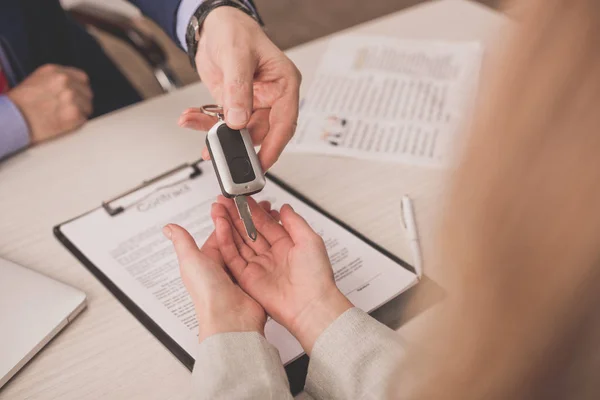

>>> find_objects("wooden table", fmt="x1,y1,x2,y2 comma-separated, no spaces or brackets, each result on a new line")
0,1,506,398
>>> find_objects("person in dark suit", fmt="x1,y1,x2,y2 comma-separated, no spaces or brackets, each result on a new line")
1,0,301,169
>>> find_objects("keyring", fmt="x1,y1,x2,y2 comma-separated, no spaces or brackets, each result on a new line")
200,104,224,121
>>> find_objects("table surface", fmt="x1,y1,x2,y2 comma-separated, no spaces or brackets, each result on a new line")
0,1,506,398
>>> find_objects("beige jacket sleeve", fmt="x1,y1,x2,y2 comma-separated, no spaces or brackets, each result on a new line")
304,307,405,400
190,308,403,400
190,332,293,400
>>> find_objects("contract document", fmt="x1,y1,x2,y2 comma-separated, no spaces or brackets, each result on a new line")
54,161,418,374
290,35,483,166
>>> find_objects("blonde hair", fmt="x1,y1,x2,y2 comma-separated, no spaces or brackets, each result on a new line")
391,1,600,398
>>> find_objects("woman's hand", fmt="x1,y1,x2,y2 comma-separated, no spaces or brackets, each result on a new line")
179,7,301,171
163,224,266,343
210,196,353,353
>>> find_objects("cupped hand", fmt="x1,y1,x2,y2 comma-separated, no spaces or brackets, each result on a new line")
7,64,93,143
210,196,352,353
178,6,301,170
163,223,266,343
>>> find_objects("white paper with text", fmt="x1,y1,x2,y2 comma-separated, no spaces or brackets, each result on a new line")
60,163,417,365
290,35,482,166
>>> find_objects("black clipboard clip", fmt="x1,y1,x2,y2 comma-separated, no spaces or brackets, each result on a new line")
102,161,203,217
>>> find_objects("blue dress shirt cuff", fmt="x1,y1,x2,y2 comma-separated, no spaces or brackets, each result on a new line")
176,0,205,50
176,0,259,51
0,95,30,160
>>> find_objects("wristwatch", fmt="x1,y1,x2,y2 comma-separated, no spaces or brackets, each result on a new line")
185,0,262,67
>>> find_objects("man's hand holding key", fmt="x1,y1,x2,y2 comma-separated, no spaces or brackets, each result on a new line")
176,5,301,242
178,6,302,171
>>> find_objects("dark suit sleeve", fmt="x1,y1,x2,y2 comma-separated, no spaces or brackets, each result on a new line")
128,0,184,43
128,0,262,47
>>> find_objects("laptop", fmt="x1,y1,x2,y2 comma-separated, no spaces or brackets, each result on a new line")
0,257,86,388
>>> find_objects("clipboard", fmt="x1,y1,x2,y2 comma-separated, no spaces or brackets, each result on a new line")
53,159,415,395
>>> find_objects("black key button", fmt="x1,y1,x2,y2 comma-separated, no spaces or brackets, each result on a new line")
230,157,255,184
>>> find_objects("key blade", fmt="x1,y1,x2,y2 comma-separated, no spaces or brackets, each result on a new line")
234,196,257,242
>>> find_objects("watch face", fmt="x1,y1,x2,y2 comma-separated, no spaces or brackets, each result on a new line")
186,16,199,42
191,15,199,29
192,16,202,42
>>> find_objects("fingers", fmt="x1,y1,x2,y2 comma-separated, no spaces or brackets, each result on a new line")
68,79,93,102
259,200,272,212
179,108,269,161
251,198,289,244
177,108,269,160
178,108,217,131
49,65,93,119
214,217,251,281
216,196,270,253
61,66,90,84
247,109,270,146
259,200,281,222
165,224,236,294
217,195,289,248
163,224,204,267
270,209,281,222
58,93,90,132
279,204,319,245
178,108,215,161
258,69,301,170
211,203,256,262
200,231,223,265
178,106,270,139
221,50,256,129
63,88,92,117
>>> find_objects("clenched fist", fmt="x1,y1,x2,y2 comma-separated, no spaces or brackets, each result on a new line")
7,64,93,144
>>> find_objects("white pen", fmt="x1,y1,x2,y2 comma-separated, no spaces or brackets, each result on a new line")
401,195,424,280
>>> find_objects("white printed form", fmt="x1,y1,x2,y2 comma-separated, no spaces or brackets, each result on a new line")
291,35,483,166
60,163,417,365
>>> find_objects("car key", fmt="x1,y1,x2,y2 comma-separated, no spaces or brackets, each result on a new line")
201,105,266,241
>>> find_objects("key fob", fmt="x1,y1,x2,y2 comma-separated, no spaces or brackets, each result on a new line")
206,121,266,198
